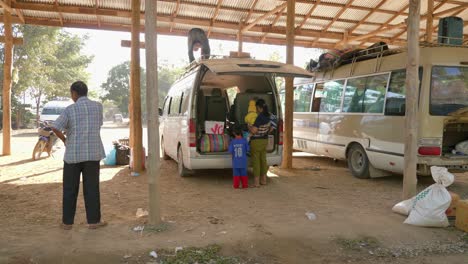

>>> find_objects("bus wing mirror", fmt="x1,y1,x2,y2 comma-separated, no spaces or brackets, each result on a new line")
158,107,163,116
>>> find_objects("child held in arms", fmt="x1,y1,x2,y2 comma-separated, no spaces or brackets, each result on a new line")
243,99,258,140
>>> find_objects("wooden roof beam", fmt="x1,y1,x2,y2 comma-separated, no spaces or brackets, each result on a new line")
0,36,23,45
12,1,387,29
242,2,287,33
315,0,355,45
3,13,417,48
54,0,64,26
261,5,286,43
245,0,259,23
0,0,13,13
170,0,180,32
345,0,387,35
297,0,320,30
95,0,101,27
208,0,223,37
390,0,451,43
346,22,407,43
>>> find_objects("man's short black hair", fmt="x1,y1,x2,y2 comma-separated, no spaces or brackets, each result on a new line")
70,81,88,96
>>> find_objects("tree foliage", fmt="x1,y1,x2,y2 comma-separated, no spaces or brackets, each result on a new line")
100,61,183,115
1,25,92,127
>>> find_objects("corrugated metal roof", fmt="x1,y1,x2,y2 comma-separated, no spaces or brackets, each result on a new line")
3,0,467,49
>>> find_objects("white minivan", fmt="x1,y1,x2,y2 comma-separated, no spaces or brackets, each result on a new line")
160,55,312,176
40,100,73,124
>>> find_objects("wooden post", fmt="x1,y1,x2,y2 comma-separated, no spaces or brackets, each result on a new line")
131,0,144,172
403,0,421,199
238,22,243,55
145,0,161,225
281,0,295,169
2,0,13,156
426,0,434,42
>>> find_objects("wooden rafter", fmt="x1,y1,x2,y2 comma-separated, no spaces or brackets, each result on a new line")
348,0,386,34
0,0,13,13
170,0,180,32
54,0,64,26
297,0,320,30
323,0,355,32
242,2,287,33
95,0,101,28
426,0,434,42
260,6,286,43
208,0,223,37
245,0,259,23
11,1,398,29
390,0,450,43
353,3,410,45
314,0,355,46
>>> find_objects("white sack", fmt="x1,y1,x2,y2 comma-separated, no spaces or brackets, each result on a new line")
392,198,414,216
403,166,454,227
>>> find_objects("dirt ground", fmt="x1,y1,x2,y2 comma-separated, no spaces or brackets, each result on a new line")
0,128,467,264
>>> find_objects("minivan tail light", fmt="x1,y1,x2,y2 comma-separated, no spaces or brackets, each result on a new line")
418,146,441,156
278,119,284,145
189,119,196,148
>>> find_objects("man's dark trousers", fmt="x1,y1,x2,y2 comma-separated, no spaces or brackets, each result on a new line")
63,161,101,225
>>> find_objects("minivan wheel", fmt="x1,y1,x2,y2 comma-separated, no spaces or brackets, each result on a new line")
347,144,370,179
177,147,189,177
161,138,170,160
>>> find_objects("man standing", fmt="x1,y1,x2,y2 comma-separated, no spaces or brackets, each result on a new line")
52,81,106,230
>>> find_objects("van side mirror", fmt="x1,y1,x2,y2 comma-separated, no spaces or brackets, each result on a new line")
158,107,163,116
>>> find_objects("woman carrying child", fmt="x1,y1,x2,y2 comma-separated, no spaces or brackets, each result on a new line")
248,99,275,187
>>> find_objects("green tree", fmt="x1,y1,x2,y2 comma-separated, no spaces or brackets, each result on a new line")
100,61,146,115
100,61,183,115
1,25,91,126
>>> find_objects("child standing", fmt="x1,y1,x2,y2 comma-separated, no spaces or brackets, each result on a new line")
228,127,250,189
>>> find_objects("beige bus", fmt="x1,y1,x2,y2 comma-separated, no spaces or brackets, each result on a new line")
281,46,468,178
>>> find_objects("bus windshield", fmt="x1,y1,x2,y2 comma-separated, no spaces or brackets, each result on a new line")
430,66,468,116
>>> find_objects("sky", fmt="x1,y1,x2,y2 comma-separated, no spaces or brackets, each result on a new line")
64,28,322,92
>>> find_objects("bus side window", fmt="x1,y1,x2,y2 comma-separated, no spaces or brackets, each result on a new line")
318,80,345,113
385,70,406,116
311,83,324,112
294,84,314,112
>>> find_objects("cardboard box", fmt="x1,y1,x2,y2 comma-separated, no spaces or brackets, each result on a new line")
455,200,468,232
446,191,461,217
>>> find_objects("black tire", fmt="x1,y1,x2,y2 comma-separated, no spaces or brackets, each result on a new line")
161,138,170,160
32,140,47,160
347,144,370,179
177,146,189,177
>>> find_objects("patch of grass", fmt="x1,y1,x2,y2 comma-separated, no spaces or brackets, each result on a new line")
158,244,241,264
334,235,381,251
144,222,170,233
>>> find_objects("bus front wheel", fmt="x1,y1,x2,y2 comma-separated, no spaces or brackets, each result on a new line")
347,144,370,179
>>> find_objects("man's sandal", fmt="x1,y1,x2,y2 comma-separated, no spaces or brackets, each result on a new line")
88,221,108,229
61,223,73,230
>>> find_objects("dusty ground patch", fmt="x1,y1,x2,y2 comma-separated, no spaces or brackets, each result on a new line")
0,128,467,264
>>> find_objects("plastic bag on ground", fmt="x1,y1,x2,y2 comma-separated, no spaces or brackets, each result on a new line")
103,149,116,166
403,166,454,227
